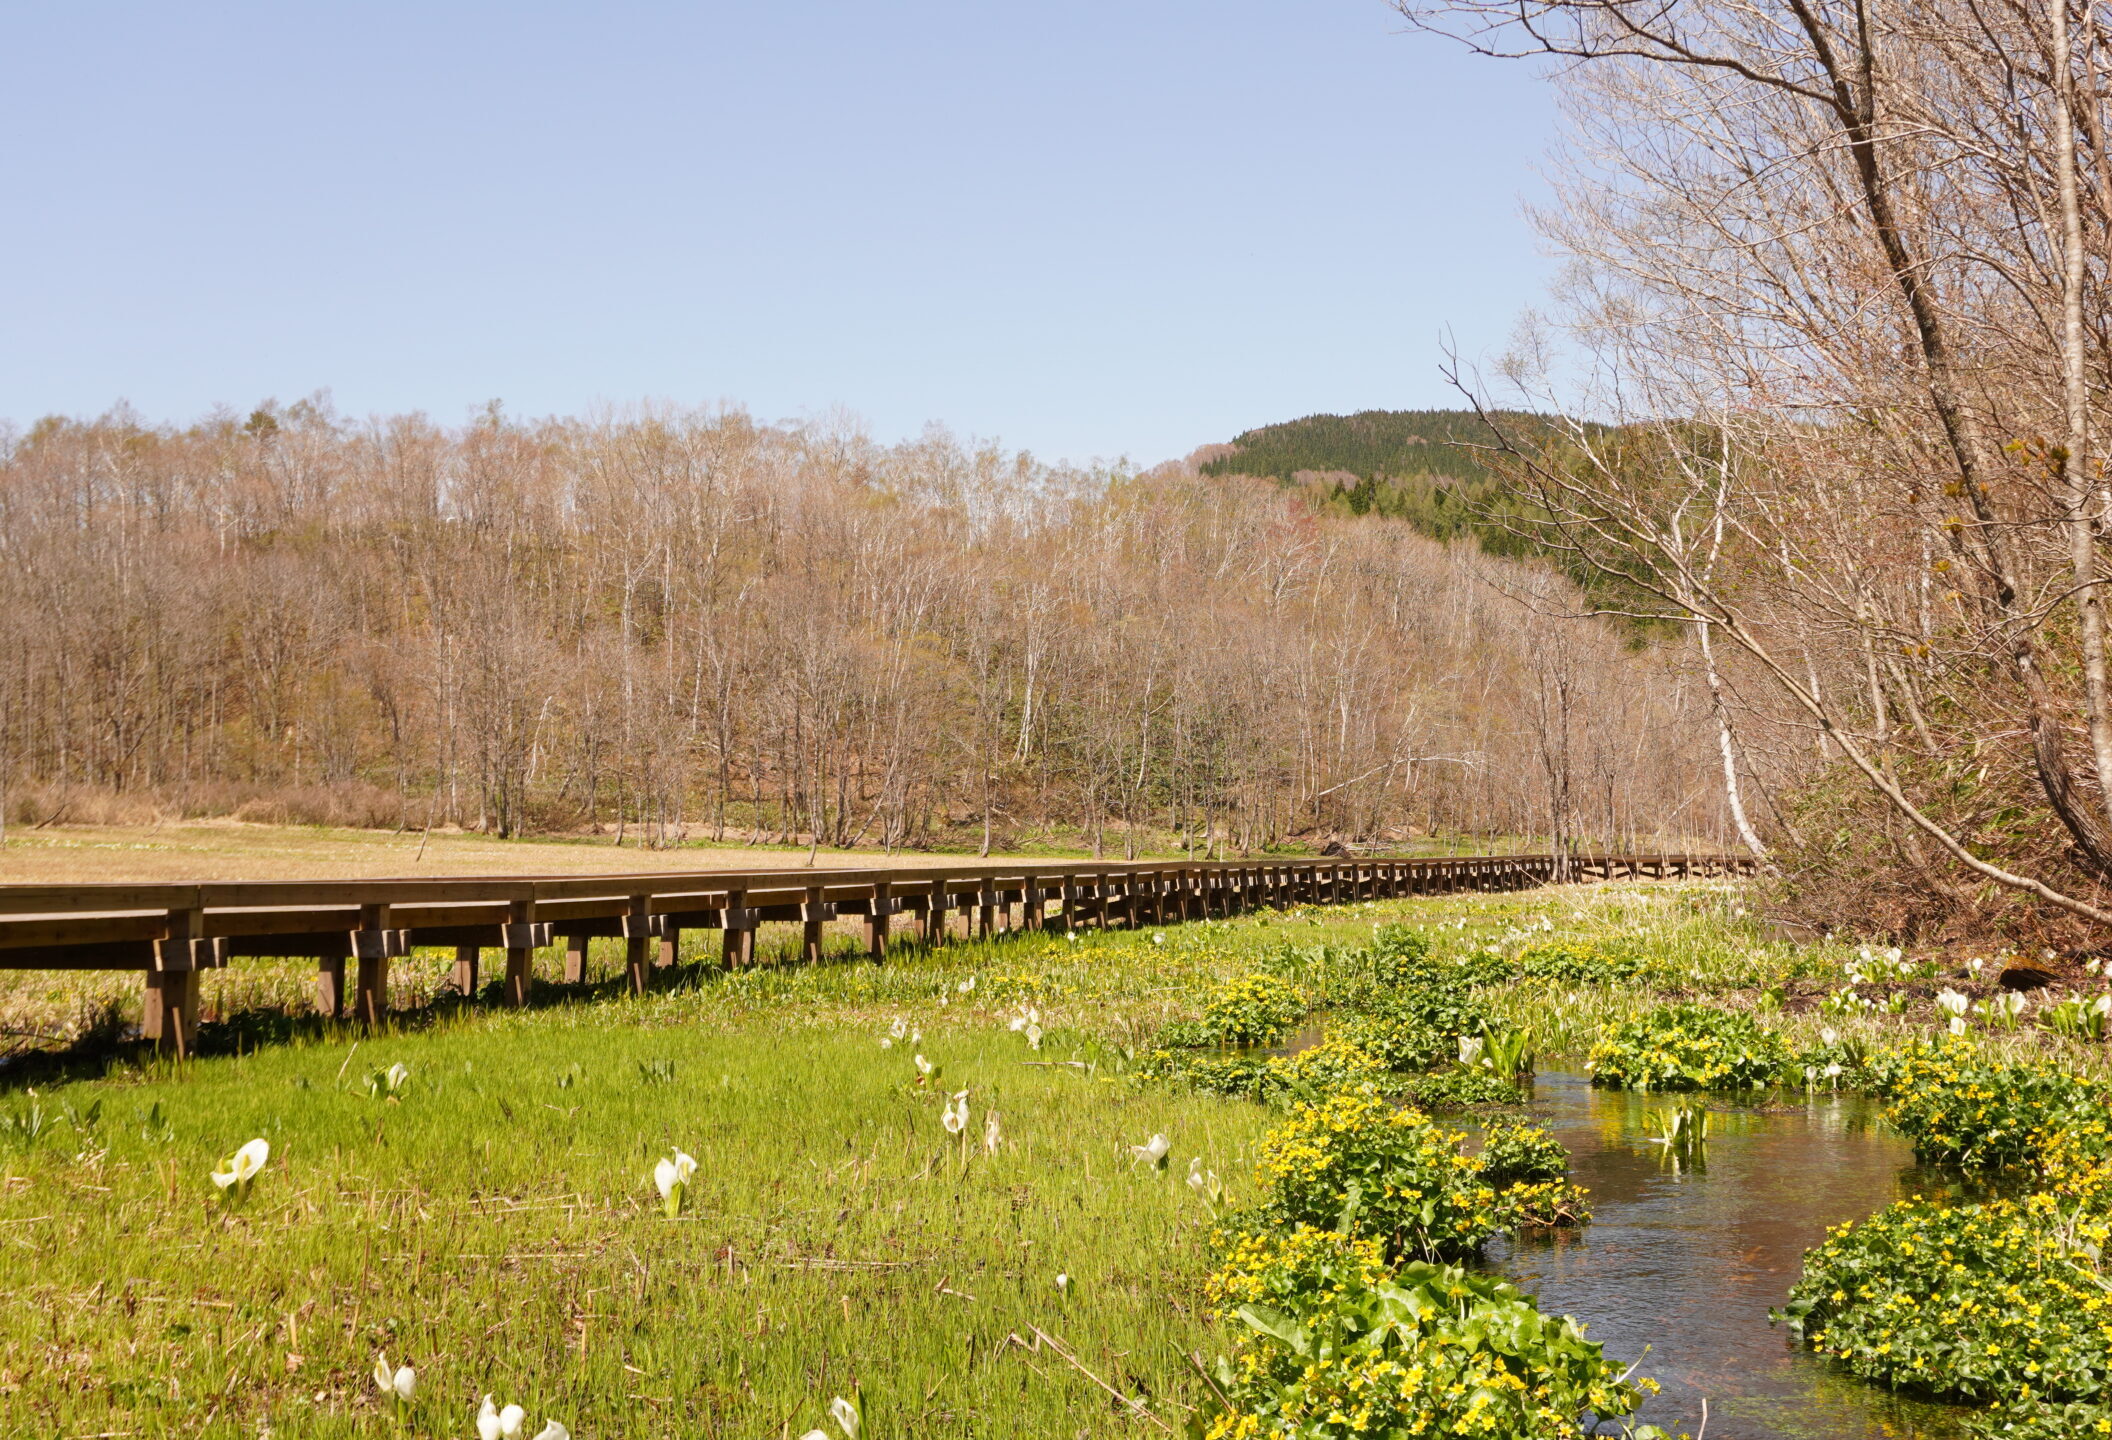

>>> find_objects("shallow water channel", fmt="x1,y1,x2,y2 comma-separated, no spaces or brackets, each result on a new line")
1487,1072,1968,1439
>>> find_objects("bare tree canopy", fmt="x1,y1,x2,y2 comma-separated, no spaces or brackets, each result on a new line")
0,402,1721,858
1399,0,2112,938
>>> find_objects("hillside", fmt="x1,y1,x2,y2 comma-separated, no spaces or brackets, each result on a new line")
1202,408,1668,627
1200,407,1567,551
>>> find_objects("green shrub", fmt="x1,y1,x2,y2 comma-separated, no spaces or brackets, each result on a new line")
1138,1048,1268,1100
1781,1192,2112,1405
1477,1122,1570,1187
1198,1261,1654,1440
1154,1019,1216,1050
1587,1004,1788,1091
1478,1121,1591,1229
1967,1397,2112,1438
1261,1039,1389,1102
1201,973,1307,1046
1405,1067,1524,1110
1251,1090,1510,1262
1514,938,1640,983
1348,975,1487,1044
1204,1222,1389,1320
1367,923,1432,982
1867,1039,2108,1171
1332,1010,1447,1073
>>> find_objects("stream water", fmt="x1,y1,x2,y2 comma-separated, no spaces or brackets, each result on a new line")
1488,1071,1970,1440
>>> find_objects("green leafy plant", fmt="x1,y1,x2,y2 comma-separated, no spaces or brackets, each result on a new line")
1588,1004,1788,1091
1404,1067,1523,1110
1249,1090,1513,1262
1330,1010,1447,1073
1198,1260,1657,1440
1867,1039,2107,1171
1260,1039,1389,1104
0,1096,48,1152
1780,1191,2112,1405
1201,974,1307,1046
1513,938,1640,983
1477,1022,1535,1083
1644,1105,1707,1166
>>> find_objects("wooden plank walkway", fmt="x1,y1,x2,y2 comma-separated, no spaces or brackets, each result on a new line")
0,852,1752,1055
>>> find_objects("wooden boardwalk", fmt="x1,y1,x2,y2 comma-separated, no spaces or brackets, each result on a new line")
0,852,1751,1055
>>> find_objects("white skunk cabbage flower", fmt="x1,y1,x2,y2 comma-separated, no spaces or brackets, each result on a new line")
1457,1035,1486,1067
1056,1271,1070,1292
1820,1027,1839,1048
1936,988,1970,1018
941,1091,969,1136
957,976,976,994
1025,1022,1043,1051
1130,1133,1170,1170
530,1423,569,1440
1948,1016,1968,1036
913,1054,934,1078
477,1397,526,1440
1151,932,1167,946
653,1148,698,1218
889,1017,908,1039
983,1109,1002,1154
830,1394,861,1438
211,1137,270,1203
372,1352,415,1403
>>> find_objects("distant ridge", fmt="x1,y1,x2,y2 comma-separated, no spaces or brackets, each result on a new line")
1199,407,1559,544
1202,408,1657,627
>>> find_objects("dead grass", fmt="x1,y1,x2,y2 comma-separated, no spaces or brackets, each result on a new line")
0,821,1045,886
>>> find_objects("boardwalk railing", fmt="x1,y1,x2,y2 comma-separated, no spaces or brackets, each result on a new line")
0,852,1753,1055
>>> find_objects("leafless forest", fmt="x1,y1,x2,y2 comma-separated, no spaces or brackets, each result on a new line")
1401,0,2112,941
0,402,1730,858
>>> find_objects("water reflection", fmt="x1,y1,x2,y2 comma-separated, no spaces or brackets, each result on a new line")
1486,1072,1971,1440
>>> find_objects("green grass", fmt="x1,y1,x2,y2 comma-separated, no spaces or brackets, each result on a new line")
8,878,2111,1438
4,1016,1273,1437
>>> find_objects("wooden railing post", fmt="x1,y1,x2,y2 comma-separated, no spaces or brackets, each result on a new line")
624,895,653,994
316,953,346,1021
144,905,205,1058
722,885,753,969
868,880,891,961
503,895,537,1008
1023,874,1045,931
924,875,948,947
561,932,587,985
804,884,827,963
457,943,484,996
351,902,395,1029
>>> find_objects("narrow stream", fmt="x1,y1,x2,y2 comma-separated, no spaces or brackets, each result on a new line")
1487,1072,1969,1439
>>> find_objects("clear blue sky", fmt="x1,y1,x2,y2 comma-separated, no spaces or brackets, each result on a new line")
0,2,1556,466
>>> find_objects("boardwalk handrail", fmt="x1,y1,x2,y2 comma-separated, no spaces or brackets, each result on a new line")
0,851,1754,1054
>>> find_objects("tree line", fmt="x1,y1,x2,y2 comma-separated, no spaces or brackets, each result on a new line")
0,400,1729,857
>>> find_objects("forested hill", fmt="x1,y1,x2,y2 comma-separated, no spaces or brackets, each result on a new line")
1199,408,1558,546
1203,408,1660,624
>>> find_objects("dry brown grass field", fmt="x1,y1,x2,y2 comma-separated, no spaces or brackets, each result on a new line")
0,820,1036,886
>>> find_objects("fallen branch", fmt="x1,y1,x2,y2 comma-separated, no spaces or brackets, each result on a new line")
1006,1325,1174,1433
